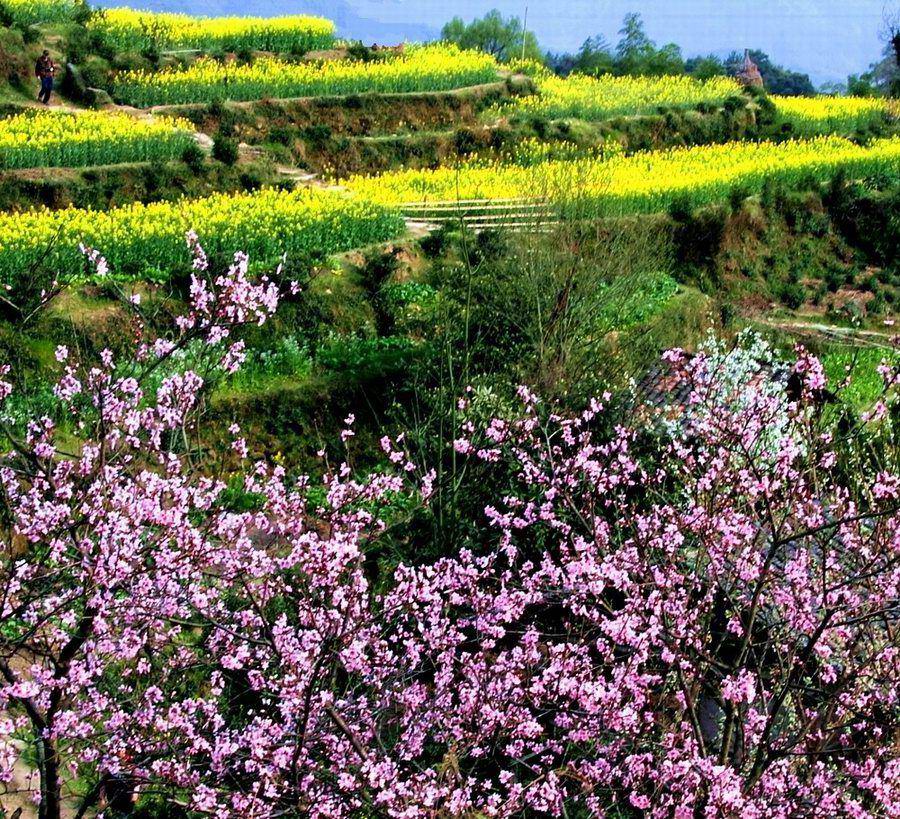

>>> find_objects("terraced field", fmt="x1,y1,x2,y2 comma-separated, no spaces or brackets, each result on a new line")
0,187,403,285
506,72,744,120
87,8,336,53
1,0,83,25
345,136,900,216
0,109,195,168
114,45,501,107
772,94,896,135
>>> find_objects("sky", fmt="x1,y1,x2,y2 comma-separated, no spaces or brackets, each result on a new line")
95,0,891,85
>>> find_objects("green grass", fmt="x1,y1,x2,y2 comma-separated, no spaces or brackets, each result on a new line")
822,345,896,410
598,270,679,331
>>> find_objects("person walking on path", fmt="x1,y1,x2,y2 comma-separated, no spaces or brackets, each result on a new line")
35,50,56,105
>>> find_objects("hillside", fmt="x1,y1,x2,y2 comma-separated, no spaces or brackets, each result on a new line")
0,4,898,818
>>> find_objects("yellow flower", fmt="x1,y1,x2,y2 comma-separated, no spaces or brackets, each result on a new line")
88,8,335,54
344,136,900,218
508,73,743,121
2,0,82,25
0,188,404,287
0,110,195,169
772,95,895,136
113,44,499,108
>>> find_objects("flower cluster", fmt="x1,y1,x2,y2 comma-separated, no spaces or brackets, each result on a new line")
1,255,900,817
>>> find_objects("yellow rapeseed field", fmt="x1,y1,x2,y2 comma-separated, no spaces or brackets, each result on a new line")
772,95,895,136
1,0,83,24
0,188,404,285
0,110,195,169
509,73,743,121
87,8,335,54
113,45,500,107
344,136,900,216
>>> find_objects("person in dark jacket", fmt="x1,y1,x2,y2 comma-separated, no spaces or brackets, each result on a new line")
35,50,56,105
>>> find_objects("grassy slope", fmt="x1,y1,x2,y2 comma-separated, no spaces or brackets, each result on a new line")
0,17,893,461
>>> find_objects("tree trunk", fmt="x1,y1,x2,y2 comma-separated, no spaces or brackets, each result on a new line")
37,735,61,819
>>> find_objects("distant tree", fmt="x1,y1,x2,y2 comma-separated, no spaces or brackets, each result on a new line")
544,50,578,76
441,9,543,63
860,42,899,96
616,12,654,62
685,54,727,80
846,73,877,97
880,6,900,96
885,7,900,68
615,12,684,76
842,9,900,98
573,34,616,77
725,49,815,95
644,41,685,76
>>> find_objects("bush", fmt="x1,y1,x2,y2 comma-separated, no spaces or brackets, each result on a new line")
728,184,751,212
181,142,206,172
212,135,239,166
302,124,332,148
778,280,806,309
20,24,40,44
239,170,264,192
419,226,451,259
345,41,377,62
453,127,479,157
268,125,294,146
473,228,507,263
318,334,421,381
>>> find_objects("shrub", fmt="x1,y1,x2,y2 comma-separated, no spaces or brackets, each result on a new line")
212,134,239,165
778,280,806,309
318,334,421,380
181,141,206,171
268,125,294,146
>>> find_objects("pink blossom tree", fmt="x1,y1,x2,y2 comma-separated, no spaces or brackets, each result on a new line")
1,244,900,817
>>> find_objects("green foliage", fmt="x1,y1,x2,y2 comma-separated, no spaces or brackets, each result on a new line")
827,180,900,267
616,13,685,77
379,280,440,337
777,280,806,309
823,346,896,410
847,74,877,97
181,141,206,171
441,9,542,63
229,335,312,391
318,335,422,381
685,54,728,80
212,134,239,166
595,270,678,330
345,41,379,62
547,13,686,78
570,35,616,77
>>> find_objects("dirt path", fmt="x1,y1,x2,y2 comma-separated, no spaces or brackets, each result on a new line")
754,317,898,350
146,79,514,115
